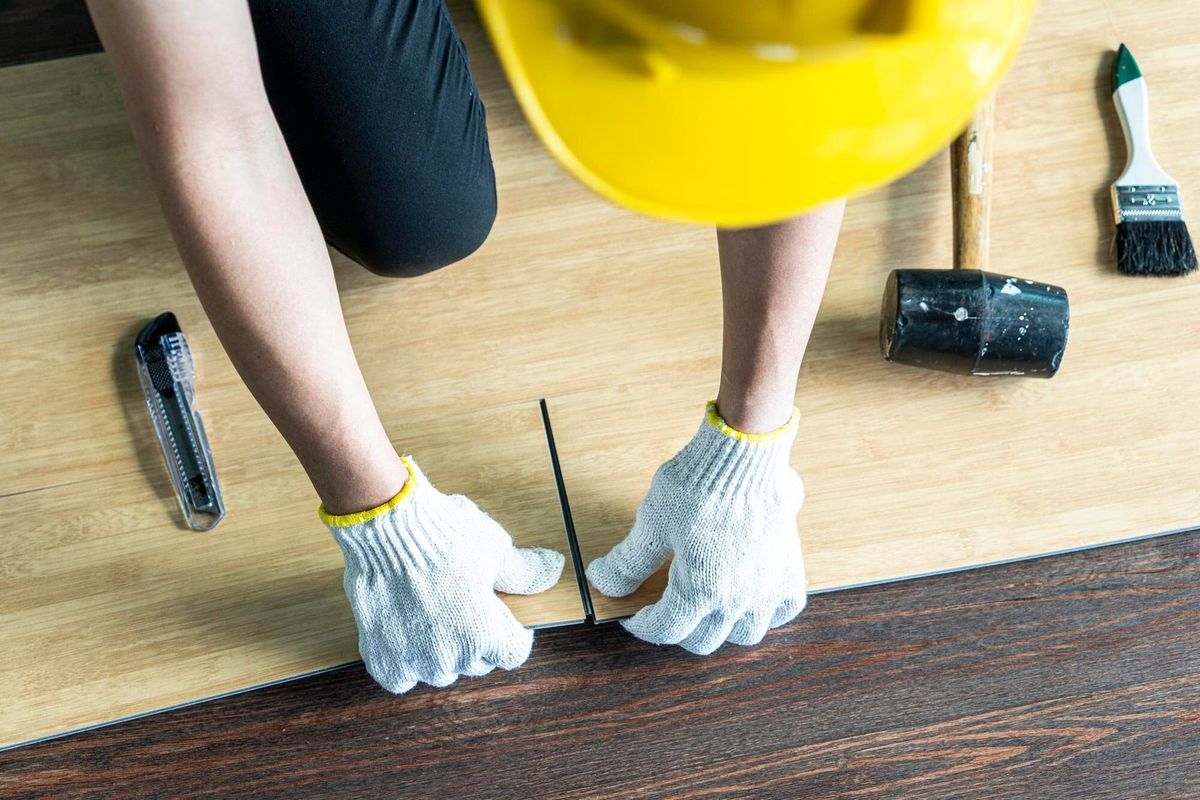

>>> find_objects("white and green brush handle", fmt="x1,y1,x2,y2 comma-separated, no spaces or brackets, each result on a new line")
1111,43,1184,224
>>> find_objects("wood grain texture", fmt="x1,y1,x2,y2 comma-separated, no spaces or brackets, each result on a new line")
0,0,630,748
548,0,1200,621
0,400,583,750
1,531,1196,799
0,0,711,524
2,0,1199,759
0,4,709,495
0,0,706,745
951,96,995,271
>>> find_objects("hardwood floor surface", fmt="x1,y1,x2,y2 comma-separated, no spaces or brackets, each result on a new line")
2,531,1196,799
2,5,1198,798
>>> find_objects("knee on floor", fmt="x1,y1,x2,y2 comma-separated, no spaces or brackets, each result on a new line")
339,187,497,279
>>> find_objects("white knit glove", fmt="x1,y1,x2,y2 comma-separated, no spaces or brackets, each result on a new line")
586,400,807,654
320,456,565,693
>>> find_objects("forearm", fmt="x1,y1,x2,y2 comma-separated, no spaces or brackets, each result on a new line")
88,0,405,514
715,199,845,433
152,123,405,514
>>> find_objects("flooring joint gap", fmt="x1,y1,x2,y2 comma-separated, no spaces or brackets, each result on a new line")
540,398,595,623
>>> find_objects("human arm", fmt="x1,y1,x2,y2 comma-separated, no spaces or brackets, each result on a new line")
713,202,845,433
85,0,404,514
87,0,564,690
587,201,845,652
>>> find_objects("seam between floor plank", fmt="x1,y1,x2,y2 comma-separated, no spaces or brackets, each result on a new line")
540,398,594,623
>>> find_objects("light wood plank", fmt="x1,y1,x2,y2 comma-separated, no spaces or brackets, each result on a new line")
548,0,1200,620
2,0,1197,749
0,400,582,749
0,4,675,748
0,26,711,495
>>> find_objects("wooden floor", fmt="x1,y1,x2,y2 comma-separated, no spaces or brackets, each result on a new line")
547,0,1200,619
3,530,1197,799
3,0,1200,782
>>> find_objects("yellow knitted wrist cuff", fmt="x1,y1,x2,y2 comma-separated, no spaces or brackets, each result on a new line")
704,399,799,443
318,456,417,527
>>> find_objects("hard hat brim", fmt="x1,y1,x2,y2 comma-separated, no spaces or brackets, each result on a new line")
476,0,1037,226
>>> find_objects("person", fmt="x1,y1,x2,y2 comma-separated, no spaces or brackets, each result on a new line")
85,0,869,694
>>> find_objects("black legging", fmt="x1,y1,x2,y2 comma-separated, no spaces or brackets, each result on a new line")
247,0,496,278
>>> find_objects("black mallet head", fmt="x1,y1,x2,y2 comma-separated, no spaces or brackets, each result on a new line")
880,269,1070,377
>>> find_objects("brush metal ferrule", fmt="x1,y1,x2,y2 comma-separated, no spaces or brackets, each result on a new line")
1113,184,1185,224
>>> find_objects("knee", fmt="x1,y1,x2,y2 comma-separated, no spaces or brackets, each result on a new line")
341,186,497,279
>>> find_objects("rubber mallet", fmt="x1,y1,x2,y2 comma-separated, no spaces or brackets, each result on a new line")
879,97,1070,377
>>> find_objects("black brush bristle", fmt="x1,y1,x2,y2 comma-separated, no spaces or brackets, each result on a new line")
1115,219,1198,276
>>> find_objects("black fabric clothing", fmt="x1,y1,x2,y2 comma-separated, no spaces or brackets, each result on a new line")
247,0,497,278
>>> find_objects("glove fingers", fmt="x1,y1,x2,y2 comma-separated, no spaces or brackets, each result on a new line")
768,557,809,629
727,602,774,647
384,675,420,694
423,671,461,688
586,521,670,598
482,601,536,670
784,467,806,511
389,654,496,692
678,611,738,656
769,593,809,629
461,656,497,678
494,546,565,595
365,659,421,695
621,587,704,645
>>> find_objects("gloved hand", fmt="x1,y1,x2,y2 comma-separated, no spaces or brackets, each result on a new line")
320,455,565,693
586,400,808,655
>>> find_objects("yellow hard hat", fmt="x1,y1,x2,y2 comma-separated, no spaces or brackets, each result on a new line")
476,0,1036,226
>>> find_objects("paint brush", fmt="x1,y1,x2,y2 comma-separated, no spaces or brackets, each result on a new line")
1110,43,1197,276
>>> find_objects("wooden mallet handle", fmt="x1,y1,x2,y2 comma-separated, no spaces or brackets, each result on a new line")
880,93,1069,377
951,95,995,272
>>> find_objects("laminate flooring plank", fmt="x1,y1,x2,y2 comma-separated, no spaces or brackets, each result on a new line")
1,530,1195,799
0,400,584,750
3,0,1199,775
0,16,713,498
0,0,676,753
546,0,1200,620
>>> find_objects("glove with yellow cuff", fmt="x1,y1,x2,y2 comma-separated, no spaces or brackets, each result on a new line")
586,400,808,655
321,455,565,694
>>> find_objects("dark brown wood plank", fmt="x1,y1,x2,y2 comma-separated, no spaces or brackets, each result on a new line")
0,0,98,68
2,532,1197,800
